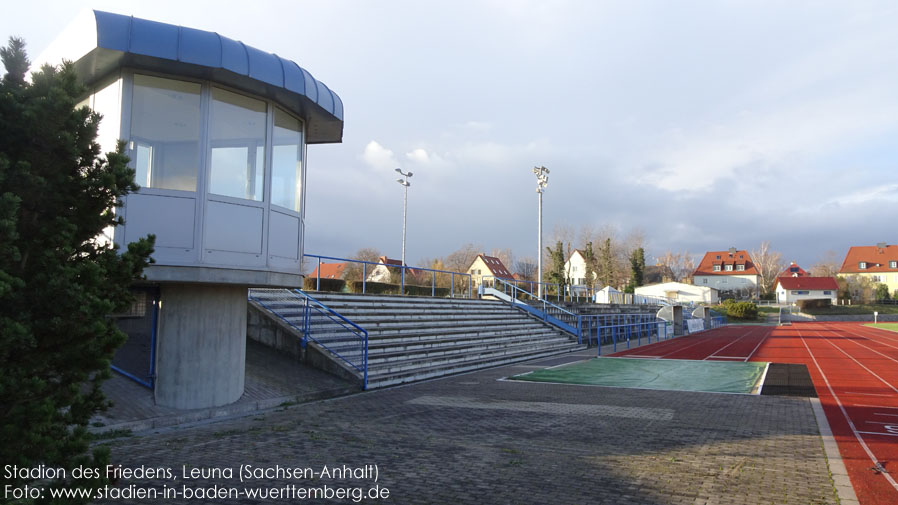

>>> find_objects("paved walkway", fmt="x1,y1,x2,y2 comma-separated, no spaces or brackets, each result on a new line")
94,347,840,504
93,340,359,432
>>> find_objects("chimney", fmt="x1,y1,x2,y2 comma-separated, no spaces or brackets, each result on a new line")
877,242,887,250
728,247,737,255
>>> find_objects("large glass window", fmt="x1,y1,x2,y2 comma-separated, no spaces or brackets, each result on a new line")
130,75,201,191
208,88,266,200
271,108,304,211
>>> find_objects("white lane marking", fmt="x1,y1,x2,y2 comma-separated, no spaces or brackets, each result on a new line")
819,334,898,395
705,327,757,360
745,326,769,362
857,431,898,437
797,327,898,492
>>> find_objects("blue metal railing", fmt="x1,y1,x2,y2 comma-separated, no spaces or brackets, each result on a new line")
249,288,369,389
304,253,472,298
482,277,582,341
580,313,669,355
482,277,674,352
479,276,673,305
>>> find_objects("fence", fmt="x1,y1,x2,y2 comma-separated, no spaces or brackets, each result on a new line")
249,288,369,389
304,254,472,298
484,277,582,341
581,313,669,354
486,278,675,353
480,276,672,305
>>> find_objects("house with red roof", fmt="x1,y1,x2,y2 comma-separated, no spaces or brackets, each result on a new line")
774,276,839,304
777,262,809,279
692,248,760,297
467,254,514,289
838,243,898,295
309,262,347,279
366,256,424,284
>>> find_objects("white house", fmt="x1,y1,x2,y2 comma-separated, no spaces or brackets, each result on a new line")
775,277,838,304
692,248,760,297
564,249,594,287
635,282,718,304
367,256,423,284
467,254,514,289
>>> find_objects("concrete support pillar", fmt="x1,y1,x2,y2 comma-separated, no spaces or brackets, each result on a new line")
154,284,247,409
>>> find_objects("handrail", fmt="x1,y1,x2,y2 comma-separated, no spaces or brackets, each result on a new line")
486,276,583,343
249,288,369,389
304,253,472,298
479,275,674,305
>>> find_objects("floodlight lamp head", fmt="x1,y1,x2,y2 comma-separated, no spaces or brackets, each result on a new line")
407,171,413,177
395,168,401,173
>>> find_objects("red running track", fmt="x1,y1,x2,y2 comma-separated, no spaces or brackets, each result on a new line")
609,322,898,505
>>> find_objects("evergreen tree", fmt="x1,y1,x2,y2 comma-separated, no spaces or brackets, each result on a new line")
545,241,567,293
629,247,646,287
583,241,597,288
0,37,154,501
598,238,614,287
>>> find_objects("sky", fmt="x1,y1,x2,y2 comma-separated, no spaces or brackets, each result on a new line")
4,0,898,269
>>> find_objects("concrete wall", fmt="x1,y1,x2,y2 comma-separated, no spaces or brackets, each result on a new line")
247,302,361,385
154,284,247,409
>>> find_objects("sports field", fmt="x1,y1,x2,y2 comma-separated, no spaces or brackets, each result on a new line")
598,322,898,505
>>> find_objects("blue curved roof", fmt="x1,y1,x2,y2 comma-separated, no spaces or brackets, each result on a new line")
69,11,342,143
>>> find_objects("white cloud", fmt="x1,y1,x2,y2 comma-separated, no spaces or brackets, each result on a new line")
360,141,398,171
405,148,431,164
829,184,898,206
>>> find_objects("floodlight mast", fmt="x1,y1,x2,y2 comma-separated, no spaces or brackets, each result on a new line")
533,166,549,298
395,168,413,288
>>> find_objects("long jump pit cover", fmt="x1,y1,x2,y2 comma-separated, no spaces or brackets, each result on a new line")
510,357,769,394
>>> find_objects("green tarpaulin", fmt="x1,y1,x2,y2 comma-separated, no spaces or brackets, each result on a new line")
511,357,768,394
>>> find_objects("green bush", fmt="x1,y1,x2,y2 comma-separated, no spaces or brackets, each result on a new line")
303,277,346,292
796,298,832,311
726,301,758,319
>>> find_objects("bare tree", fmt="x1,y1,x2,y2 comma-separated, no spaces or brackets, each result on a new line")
751,242,786,296
810,250,842,277
490,248,515,271
655,250,697,282
341,247,384,282
444,243,482,273
514,257,538,281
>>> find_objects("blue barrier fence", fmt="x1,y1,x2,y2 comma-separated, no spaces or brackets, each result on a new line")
581,314,669,355
486,278,673,353
305,253,472,298
249,288,369,389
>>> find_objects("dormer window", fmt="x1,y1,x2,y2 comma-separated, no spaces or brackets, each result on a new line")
859,262,867,269
891,261,897,269
736,264,745,271
716,255,721,260
725,264,733,272
713,265,721,272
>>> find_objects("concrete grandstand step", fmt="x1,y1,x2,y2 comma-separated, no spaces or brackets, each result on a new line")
249,290,583,390
366,343,586,388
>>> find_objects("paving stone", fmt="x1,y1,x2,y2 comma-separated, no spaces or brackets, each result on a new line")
91,349,840,504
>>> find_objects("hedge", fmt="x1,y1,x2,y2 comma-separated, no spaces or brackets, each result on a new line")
347,281,451,297
724,301,758,319
303,277,346,292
